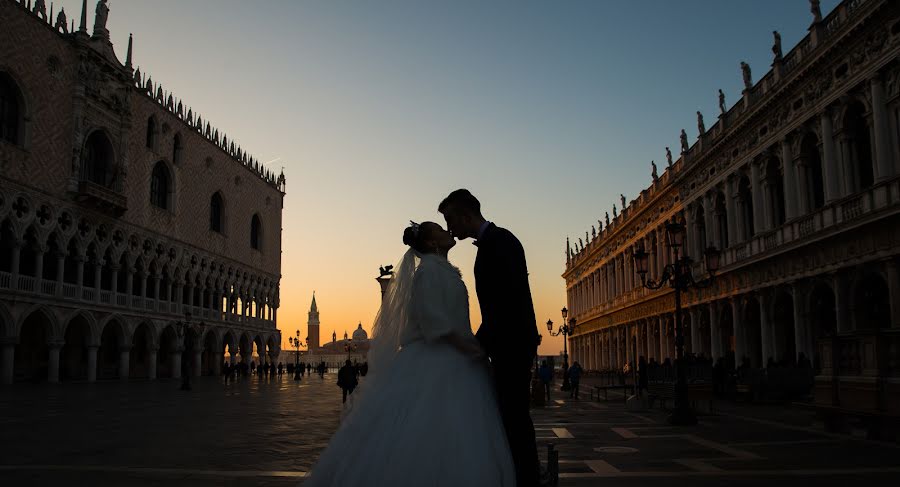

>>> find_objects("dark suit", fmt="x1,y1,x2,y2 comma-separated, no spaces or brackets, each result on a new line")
474,223,540,487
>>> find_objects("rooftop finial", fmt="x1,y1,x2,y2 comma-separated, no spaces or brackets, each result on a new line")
79,0,87,33
125,33,133,69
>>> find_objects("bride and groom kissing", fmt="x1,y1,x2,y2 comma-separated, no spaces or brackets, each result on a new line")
304,189,544,487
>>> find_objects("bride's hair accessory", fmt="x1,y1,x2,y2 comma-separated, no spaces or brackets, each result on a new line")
403,221,422,248
408,220,420,238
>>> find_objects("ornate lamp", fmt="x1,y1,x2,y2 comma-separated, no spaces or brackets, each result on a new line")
664,217,686,250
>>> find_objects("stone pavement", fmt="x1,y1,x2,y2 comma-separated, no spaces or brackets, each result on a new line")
1,374,899,486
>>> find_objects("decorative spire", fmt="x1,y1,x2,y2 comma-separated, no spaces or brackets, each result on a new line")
310,292,318,313
125,33,133,69
78,0,87,33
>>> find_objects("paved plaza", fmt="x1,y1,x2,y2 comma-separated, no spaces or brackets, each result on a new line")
1,374,899,486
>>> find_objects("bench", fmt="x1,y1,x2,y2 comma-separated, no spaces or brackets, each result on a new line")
793,402,900,441
590,384,631,402
647,382,715,413
646,382,676,409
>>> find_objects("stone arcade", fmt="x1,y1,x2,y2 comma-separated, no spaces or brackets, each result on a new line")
564,0,900,418
0,0,286,384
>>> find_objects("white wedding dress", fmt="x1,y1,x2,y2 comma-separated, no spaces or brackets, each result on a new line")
302,251,515,487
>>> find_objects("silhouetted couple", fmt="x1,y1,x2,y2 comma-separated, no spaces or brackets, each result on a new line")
305,190,541,487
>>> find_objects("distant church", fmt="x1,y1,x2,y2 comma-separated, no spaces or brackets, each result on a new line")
289,293,369,367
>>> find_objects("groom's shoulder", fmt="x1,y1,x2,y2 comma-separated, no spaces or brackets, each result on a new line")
488,224,523,248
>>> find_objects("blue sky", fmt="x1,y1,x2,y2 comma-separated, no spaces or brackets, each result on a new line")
49,0,840,353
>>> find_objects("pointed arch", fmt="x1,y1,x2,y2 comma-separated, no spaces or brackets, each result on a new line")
250,214,262,250
150,161,172,210
210,192,224,233
0,69,27,146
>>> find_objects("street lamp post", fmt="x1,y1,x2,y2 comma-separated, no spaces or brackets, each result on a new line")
632,216,720,426
344,342,358,361
290,331,305,381
531,334,544,407
548,308,577,391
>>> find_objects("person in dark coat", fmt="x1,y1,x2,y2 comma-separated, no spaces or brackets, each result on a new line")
337,359,359,403
440,189,541,487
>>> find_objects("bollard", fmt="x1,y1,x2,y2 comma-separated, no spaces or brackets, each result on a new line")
546,443,559,485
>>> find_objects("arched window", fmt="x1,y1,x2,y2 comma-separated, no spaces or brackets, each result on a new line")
715,191,728,249
81,131,114,186
146,116,158,150
172,133,183,165
842,101,874,192
738,175,754,240
150,161,171,209
765,157,786,228
801,133,825,211
250,214,261,250
210,192,224,233
0,72,23,145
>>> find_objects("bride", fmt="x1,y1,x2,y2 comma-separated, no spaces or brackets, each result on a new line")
302,221,515,487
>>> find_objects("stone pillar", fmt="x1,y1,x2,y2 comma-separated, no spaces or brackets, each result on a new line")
54,252,65,297
1,340,15,385
704,193,717,248
759,292,773,365
820,110,841,202
659,316,669,363
886,260,900,329
118,346,131,380
732,298,746,366
710,302,722,360
690,308,701,355
86,345,98,382
9,241,21,281
34,248,45,287
193,349,202,377
794,155,811,216
125,267,134,298
646,320,654,361
781,140,797,220
75,256,85,295
172,349,183,379
139,273,148,300
791,283,809,362
750,160,765,234
47,342,62,384
870,76,893,182
730,178,745,243
685,203,697,259
152,275,161,306
109,265,119,296
722,179,735,247
833,273,851,333
148,348,158,380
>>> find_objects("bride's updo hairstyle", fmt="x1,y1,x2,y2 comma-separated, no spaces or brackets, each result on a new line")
403,221,434,254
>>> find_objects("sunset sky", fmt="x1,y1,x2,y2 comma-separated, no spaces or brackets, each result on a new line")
51,0,838,355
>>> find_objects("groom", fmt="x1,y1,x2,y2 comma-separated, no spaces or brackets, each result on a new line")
440,189,541,487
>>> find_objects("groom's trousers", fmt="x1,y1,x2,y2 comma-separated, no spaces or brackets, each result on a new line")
494,363,540,487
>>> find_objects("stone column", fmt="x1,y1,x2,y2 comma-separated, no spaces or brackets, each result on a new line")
870,76,893,182
9,240,21,282
705,193,717,248
75,256,85,295
794,154,811,216
118,346,131,380
646,319,654,361
886,260,900,329
791,283,809,362
172,349,183,379
139,273,148,301
690,308,701,355
659,316,669,363
54,252,65,297
781,140,798,220
759,292,773,365
685,204,697,260
750,160,765,234
730,178,745,243
833,273,851,333
109,265,119,296
93,260,103,295
732,298,746,366
193,349,202,377
47,342,62,384
710,302,722,360
820,110,841,202
86,345,98,382
152,275,161,307
148,347,158,380
125,266,134,298
34,247,45,288
1,340,16,385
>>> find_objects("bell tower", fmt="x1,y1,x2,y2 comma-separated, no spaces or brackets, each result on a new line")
307,293,320,350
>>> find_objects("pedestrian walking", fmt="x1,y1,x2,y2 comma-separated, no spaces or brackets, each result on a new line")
338,359,359,403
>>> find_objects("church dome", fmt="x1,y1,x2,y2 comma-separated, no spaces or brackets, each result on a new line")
352,323,368,341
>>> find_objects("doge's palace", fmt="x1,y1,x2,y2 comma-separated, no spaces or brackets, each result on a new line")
0,0,285,384
564,0,900,419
